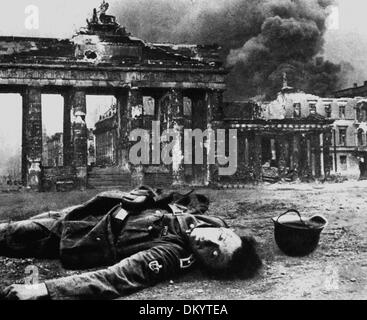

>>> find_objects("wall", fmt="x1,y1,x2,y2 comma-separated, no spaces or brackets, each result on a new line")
42,166,76,192
331,152,360,179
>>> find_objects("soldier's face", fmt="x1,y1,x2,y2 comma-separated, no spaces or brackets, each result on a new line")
189,227,242,270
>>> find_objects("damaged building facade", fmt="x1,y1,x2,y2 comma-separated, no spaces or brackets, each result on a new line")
220,83,335,185
333,81,367,179
93,105,118,167
224,82,367,183
42,132,64,168
0,3,226,191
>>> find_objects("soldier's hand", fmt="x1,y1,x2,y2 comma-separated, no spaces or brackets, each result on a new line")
2,283,49,300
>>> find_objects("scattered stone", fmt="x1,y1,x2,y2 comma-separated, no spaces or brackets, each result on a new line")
350,278,357,282
169,280,174,285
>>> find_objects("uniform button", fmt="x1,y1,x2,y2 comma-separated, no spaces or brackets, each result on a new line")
148,226,153,231
155,210,161,214
96,237,101,241
190,224,195,229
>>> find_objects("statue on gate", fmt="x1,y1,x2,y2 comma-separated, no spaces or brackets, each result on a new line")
97,0,113,24
84,1,129,36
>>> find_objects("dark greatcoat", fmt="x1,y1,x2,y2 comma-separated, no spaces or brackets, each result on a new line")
23,189,227,299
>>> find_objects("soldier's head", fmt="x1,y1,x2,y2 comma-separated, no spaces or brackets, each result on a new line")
189,227,262,279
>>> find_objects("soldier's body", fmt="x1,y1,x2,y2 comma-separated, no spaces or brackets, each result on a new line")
0,186,262,300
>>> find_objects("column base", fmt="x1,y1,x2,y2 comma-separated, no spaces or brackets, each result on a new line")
130,165,144,187
75,166,87,189
171,178,186,187
27,160,42,191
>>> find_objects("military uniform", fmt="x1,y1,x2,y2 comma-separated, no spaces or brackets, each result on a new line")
0,188,227,300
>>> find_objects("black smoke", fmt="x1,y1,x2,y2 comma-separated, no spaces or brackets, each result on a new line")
110,0,342,100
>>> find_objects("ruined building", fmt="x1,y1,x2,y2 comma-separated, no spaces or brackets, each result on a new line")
229,80,367,182
0,3,226,191
43,132,64,167
94,105,118,166
332,81,367,178
221,81,335,184
334,81,367,99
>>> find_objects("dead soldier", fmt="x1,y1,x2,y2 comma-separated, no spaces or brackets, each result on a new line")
0,186,262,300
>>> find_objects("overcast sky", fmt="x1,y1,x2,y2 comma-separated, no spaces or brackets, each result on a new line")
0,0,102,38
0,0,356,38
333,0,367,34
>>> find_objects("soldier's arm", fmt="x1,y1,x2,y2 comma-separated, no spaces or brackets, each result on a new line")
27,191,118,221
43,243,189,299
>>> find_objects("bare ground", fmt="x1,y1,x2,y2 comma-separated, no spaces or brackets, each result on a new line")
1,182,367,300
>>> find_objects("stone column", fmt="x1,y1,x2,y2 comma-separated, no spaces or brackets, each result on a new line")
320,133,324,178
127,87,145,187
190,93,206,185
21,94,28,186
206,90,224,185
299,133,309,179
291,134,300,181
115,91,129,169
323,130,332,178
311,133,321,178
70,89,87,189
168,88,185,186
277,135,288,180
62,93,72,166
255,134,263,181
235,130,247,183
307,136,312,178
249,132,262,182
22,87,43,191
244,136,249,166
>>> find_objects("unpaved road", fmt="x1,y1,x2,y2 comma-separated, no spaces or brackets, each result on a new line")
1,181,367,300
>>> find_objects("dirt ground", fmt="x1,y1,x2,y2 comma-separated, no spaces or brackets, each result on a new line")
0,181,367,300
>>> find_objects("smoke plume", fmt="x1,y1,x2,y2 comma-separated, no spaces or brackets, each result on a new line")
110,0,341,100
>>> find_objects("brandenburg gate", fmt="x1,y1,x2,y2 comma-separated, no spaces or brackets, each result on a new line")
0,3,227,191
